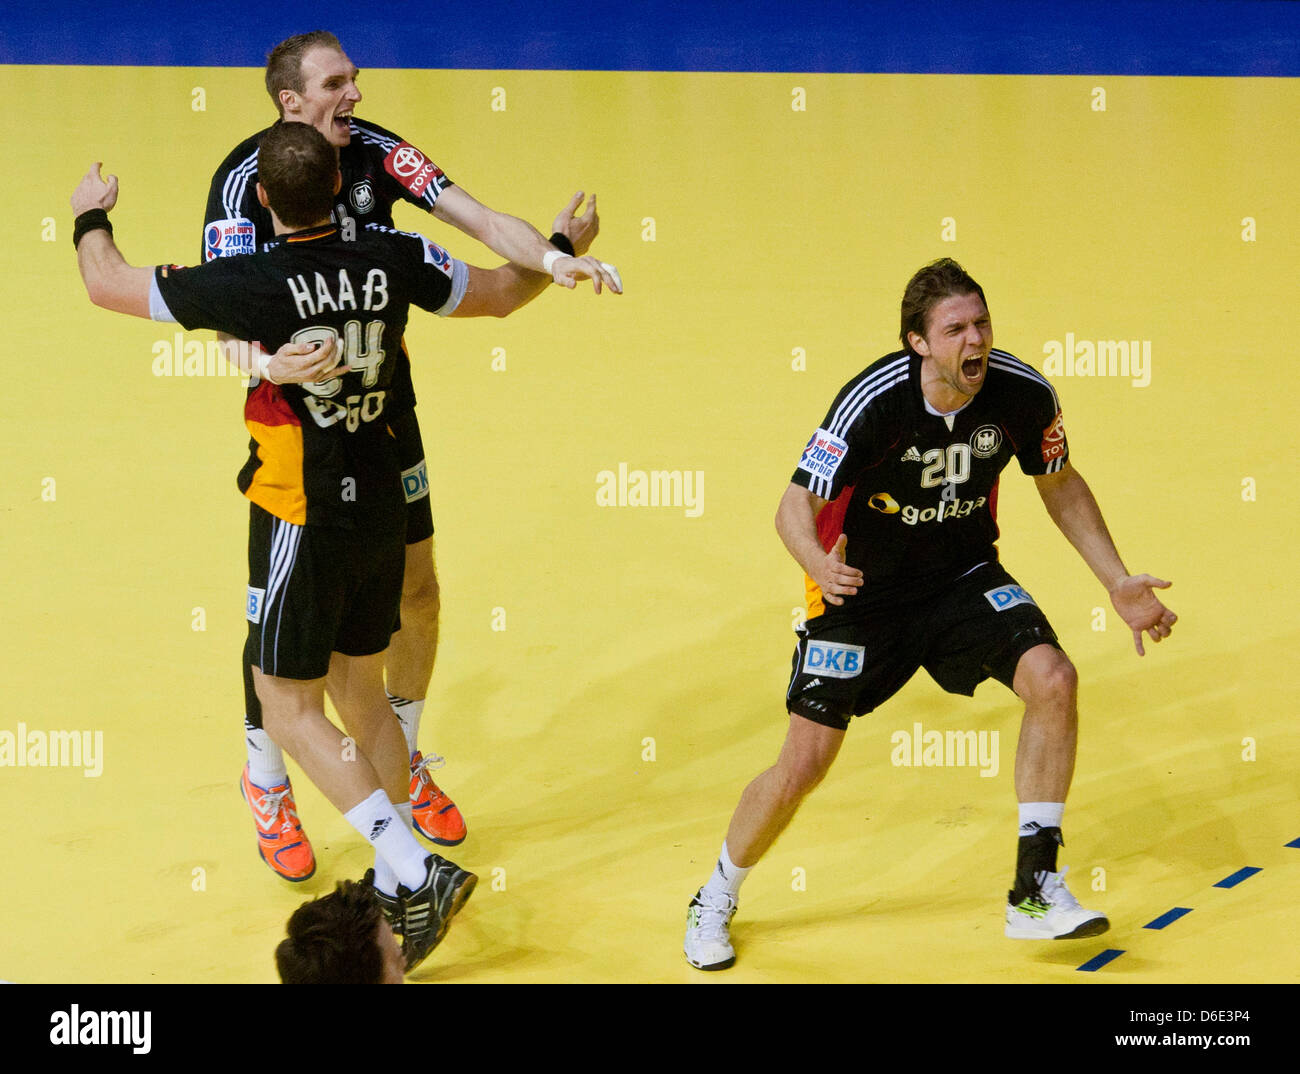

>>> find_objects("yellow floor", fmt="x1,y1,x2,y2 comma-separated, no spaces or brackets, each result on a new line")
1,67,1296,983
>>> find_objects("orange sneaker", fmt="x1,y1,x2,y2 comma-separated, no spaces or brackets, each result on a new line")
409,752,467,846
239,765,317,881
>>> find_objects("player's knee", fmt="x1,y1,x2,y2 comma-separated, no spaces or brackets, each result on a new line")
1018,648,1078,708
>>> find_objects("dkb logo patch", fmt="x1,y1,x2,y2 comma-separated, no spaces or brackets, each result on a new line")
984,584,1037,611
803,640,865,679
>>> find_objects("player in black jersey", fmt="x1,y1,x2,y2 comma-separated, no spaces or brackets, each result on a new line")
71,122,595,971
206,31,621,875
684,258,1177,971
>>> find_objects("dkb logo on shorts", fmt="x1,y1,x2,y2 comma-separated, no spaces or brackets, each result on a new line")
246,586,266,624
803,640,865,679
984,584,1036,611
402,461,430,503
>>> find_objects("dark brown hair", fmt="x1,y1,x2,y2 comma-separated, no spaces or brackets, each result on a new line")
265,31,344,116
257,122,337,228
899,258,988,356
276,880,385,984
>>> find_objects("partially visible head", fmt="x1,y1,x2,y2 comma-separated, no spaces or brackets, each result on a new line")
899,258,989,358
276,880,405,984
265,31,361,146
256,122,341,229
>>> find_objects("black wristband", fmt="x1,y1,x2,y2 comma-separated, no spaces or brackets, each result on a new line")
73,209,113,249
548,232,575,257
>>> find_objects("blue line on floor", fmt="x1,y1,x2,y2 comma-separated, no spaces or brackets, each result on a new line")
1143,907,1193,930
1077,949,1125,972
1214,867,1261,889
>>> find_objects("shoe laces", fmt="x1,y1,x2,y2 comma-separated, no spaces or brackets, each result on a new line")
256,787,300,835
690,888,737,940
1037,866,1081,911
411,752,447,784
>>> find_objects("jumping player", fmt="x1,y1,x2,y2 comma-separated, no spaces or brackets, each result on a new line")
205,31,619,879
683,258,1177,971
72,123,617,970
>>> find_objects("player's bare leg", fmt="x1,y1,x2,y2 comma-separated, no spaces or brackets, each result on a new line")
725,713,846,868
255,665,392,813
256,658,476,969
685,713,844,969
1012,643,1078,803
1004,643,1106,938
381,537,467,845
386,538,440,704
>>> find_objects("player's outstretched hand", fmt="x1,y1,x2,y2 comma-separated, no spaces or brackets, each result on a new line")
551,253,623,295
1109,574,1177,656
552,191,600,256
71,162,119,215
816,534,864,607
257,338,350,385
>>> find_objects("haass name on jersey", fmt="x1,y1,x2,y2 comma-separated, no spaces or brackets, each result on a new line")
287,268,390,318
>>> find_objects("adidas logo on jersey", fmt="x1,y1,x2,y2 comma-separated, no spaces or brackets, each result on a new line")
900,446,922,463
369,818,391,840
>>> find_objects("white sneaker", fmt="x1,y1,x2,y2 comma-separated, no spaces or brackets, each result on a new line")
1005,866,1109,939
684,887,738,970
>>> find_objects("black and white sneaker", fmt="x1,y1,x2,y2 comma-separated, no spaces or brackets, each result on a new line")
684,887,738,970
363,868,403,933
1005,866,1109,939
397,854,478,971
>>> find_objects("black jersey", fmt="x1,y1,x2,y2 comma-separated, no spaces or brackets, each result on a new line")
202,118,455,417
791,349,1068,611
154,223,466,530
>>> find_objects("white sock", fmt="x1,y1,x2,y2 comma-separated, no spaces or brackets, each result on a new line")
1018,802,1065,836
245,726,288,788
703,841,751,898
370,802,414,895
344,790,429,891
387,693,425,757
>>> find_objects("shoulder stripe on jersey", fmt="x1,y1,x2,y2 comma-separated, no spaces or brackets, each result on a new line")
807,373,909,499
988,351,1061,410
221,149,260,219
825,356,910,439
357,127,399,153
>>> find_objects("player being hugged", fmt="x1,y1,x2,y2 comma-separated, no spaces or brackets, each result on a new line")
71,122,611,973
683,258,1177,971
204,30,622,882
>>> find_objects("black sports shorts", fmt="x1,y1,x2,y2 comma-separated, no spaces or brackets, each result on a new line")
786,561,1062,731
242,504,405,727
388,409,434,545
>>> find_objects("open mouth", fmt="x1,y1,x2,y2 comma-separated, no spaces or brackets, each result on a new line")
333,110,353,134
961,355,985,381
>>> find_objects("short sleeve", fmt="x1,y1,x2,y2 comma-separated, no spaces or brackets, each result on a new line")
395,230,464,315
1010,375,1069,476
153,261,254,337
372,129,455,215
790,391,878,500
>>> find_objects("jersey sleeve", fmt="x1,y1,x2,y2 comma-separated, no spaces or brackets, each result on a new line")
153,261,257,338
364,122,455,215
388,229,468,316
201,139,271,262
790,383,879,501
1010,372,1070,476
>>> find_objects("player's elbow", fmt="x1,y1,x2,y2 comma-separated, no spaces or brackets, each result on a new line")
83,277,112,311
